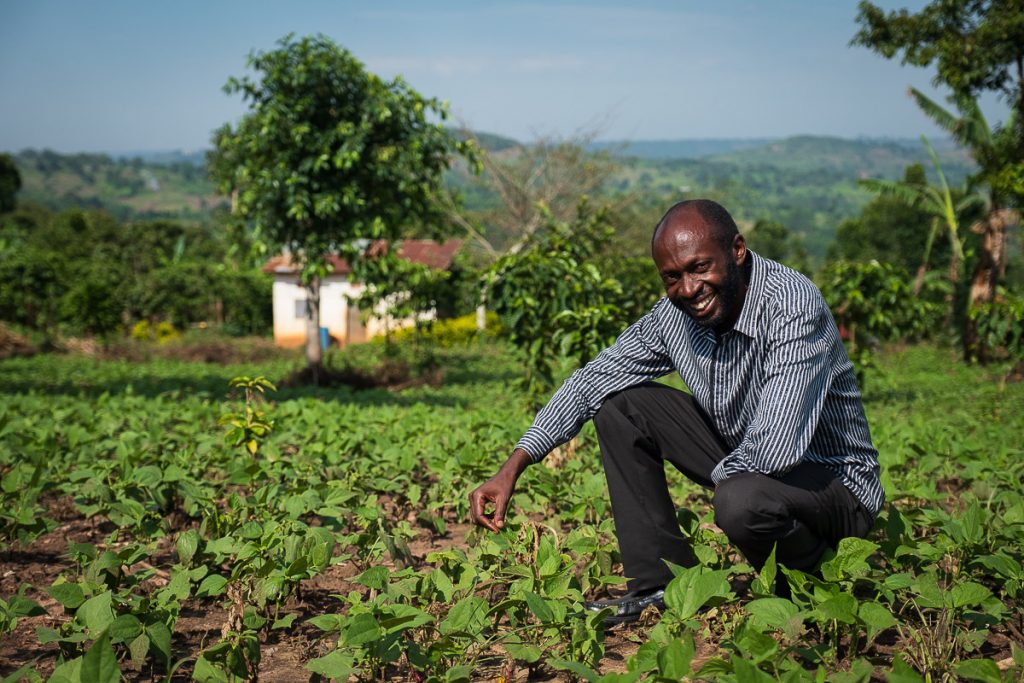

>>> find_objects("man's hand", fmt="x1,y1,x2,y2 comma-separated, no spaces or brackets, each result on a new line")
469,448,532,532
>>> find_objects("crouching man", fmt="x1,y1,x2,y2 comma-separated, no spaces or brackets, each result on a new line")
469,199,883,623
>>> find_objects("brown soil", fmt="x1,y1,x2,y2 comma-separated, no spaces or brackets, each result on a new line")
0,323,37,359
1,497,1017,682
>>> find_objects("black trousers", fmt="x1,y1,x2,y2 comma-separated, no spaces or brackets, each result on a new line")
593,382,873,592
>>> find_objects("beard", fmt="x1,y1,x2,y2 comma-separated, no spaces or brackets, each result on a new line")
671,258,744,331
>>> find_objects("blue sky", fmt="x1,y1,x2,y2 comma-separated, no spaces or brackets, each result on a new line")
0,0,1012,153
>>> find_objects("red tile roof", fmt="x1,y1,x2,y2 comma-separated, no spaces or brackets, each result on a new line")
262,240,462,275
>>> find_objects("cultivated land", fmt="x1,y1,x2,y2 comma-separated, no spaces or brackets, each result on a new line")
0,341,1022,681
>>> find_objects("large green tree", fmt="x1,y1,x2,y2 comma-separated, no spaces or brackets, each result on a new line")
0,154,21,213
852,0,1024,124
210,34,472,377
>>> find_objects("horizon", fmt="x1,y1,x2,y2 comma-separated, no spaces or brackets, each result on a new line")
1,1,1013,155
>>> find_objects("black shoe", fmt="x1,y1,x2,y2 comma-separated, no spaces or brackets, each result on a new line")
583,588,666,624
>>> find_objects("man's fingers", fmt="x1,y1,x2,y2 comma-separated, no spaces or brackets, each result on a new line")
493,494,508,529
469,488,499,532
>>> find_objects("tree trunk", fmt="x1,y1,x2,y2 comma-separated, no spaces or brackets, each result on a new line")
304,276,323,383
964,209,1019,362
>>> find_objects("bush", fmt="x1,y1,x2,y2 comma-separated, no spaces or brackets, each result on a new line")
379,312,501,348
968,288,1024,363
818,260,945,381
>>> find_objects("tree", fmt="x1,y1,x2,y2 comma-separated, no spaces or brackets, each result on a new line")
908,88,1022,360
852,0,1024,125
831,164,939,273
209,34,472,379
746,219,810,273
860,135,984,319
0,154,21,213
451,132,619,258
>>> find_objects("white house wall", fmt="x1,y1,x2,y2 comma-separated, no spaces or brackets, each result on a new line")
271,275,366,348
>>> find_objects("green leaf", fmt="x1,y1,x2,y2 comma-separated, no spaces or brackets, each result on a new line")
732,656,774,683
440,596,489,635
342,612,381,646
49,581,85,610
663,566,732,620
76,591,114,634
306,614,343,632
949,581,992,609
504,642,542,663
128,633,149,671
887,655,925,683
195,574,228,597
745,598,800,632
523,591,555,623
306,650,357,679
857,601,896,642
820,537,878,581
81,630,120,683
548,658,598,682
355,565,389,590
46,657,82,683
193,655,231,683
954,659,1001,683
750,545,777,597
176,529,200,565
272,613,298,630
813,593,859,625
656,637,694,679
146,621,172,665
108,614,142,643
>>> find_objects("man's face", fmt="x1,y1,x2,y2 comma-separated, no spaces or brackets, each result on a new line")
652,218,747,332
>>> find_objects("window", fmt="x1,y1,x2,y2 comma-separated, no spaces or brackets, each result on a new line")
294,299,307,319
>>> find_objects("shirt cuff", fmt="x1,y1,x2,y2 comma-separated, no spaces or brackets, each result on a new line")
515,427,557,464
710,460,730,486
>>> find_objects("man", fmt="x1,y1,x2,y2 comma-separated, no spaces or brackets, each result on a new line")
469,199,882,623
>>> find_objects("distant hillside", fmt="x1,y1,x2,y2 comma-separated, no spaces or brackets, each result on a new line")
10,149,223,221
8,135,978,258
603,136,976,258
589,138,776,159
704,135,973,180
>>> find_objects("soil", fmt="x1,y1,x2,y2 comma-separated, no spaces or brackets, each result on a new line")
0,496,1016,682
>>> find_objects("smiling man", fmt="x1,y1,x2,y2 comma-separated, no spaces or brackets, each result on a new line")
469,199,882,623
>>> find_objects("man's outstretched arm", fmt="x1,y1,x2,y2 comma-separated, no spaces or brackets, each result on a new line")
468,448,532,532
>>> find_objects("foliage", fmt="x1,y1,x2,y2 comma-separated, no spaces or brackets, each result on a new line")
485,200,652,403
210,33,473,370
818,260,945,379
852,0,1024,114
830,163,941,273
0,341,1021,679
745,219,810,273
968,288,1024,362
380,311,501,348
0,206,272,342
853,0,1024,211
0,153,21,213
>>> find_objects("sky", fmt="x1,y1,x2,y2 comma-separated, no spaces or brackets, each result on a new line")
0,0,1012,154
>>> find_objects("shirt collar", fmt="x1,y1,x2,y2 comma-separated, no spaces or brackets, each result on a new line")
730,251,766,339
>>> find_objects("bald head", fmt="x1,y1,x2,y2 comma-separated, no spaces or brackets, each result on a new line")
652,199,739,254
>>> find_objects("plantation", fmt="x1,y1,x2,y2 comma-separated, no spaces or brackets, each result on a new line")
0,340,1021,682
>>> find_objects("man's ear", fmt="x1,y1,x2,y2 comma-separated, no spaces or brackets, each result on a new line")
732,234,747,264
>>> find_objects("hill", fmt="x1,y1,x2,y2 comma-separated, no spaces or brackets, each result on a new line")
6,135,978,259
10,149,224,222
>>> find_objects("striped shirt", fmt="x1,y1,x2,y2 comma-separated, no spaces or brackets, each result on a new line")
516,251,884,516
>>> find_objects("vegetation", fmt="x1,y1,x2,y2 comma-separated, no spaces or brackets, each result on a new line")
1,14,1023,680
209,34,475,378
0,340,1021,680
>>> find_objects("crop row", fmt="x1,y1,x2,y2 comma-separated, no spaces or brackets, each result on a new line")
0,345,1022,681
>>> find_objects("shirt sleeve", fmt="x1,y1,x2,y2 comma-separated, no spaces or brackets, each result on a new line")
710,293,835,485
516,304,675,462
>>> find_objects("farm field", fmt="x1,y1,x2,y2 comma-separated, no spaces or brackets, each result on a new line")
0,341,1022,682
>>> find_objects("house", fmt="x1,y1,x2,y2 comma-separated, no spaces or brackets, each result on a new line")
262,240,462,348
